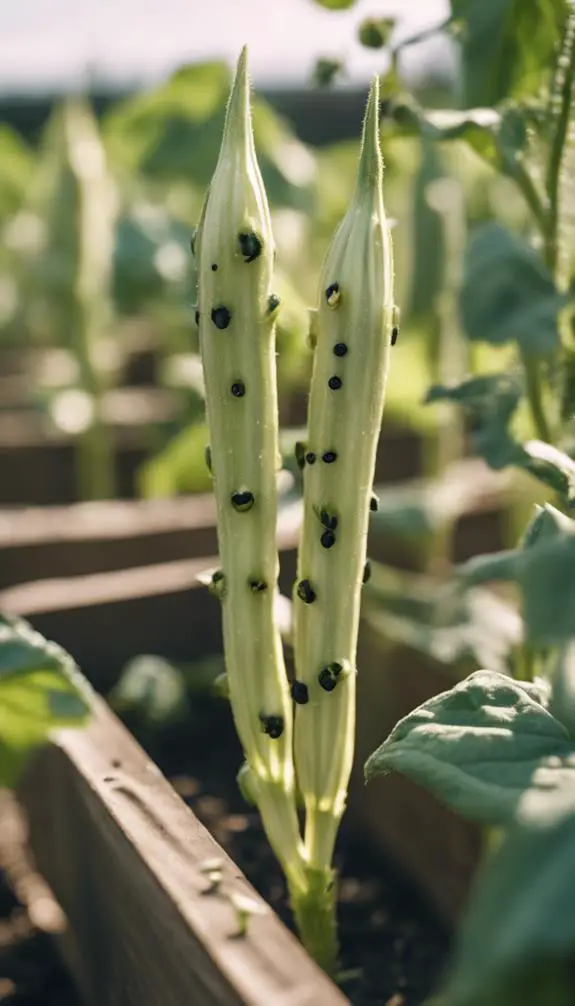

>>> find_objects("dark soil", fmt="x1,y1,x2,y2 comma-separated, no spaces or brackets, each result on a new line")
0,804,78,1006
138,693,452,1006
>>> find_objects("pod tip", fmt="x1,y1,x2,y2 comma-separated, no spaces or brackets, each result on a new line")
357,75,383,189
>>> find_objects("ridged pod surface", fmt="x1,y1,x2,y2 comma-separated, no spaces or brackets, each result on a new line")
293,76,395,871
195,48,304,888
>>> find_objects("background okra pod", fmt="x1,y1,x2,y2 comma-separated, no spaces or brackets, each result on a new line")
293,76,396,873
195,48,305,889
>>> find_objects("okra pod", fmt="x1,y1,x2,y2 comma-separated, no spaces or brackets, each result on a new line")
293,76,395,872
195,48,305,888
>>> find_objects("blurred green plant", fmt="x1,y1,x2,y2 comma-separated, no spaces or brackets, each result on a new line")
0,613,91,786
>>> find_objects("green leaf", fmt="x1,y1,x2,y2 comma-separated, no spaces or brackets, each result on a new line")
520,532,575,646
0,614,91,787
456,509,575,648
427,379,575,505
460,223,567,355
363,565,521,677
108,655,189,727
138,419,213,498
443,779,575,1006
357,17,395,49
450,0,567,107
365,670,574,826
391,98,501,164
520,440,575,506
426,374,525,470
311,58,344,88
520,502,574,550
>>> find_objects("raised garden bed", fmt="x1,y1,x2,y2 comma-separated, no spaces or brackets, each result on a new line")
0,454,514,1003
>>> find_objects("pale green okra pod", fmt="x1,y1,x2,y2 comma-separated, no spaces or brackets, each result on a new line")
195,48,305,889
293,76,396,872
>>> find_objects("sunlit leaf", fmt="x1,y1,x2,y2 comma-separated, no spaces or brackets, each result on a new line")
0,614,91,786
366,670,573,825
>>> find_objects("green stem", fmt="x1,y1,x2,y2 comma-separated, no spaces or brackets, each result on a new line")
515,643,535,684
520,350,553,444
546,7,575,286
289,867,338,976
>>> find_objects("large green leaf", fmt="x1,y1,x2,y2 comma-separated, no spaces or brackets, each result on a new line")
460,223,567,355
450,0,567,107
0,614,91,786
443,779,575,1006
365,670,574,825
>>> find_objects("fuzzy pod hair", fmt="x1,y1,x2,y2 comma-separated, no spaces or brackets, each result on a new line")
195,48,304,887
293,76,395,871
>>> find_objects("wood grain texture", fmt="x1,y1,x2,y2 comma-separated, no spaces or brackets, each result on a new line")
19,699,348,1006
0,496,220,589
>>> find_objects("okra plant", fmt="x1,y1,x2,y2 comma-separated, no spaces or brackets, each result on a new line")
194,48,395,971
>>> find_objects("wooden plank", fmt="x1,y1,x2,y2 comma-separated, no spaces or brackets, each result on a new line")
0,496,220,589
0,505,301,690
19,699,347,1006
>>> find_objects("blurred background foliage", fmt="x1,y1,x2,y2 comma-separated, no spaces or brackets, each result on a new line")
1,0,572,699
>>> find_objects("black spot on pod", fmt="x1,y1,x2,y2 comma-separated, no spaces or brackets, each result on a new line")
211,306,231,330
322,451,337,464
320,510,338,531
267,293,281,316
238,231,262,263
231,380,246,398
295,441,307,471
208,570,227,600
305,452,317,465
195,309,200,326
328,376,342,390
321,529,336,549
325,282,341,308
291,680,309,705
333,342,348,357
297,579,316,604
363,561,372,584
370,493,379,513
190,228,197,256
231,490,255,512
259,713,284,739
318,662,343,692
211,263,218,272
205,445,212,473
248,577,267,593
391,326,399,346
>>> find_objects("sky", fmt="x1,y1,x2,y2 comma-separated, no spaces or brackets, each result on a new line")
0,0,450,93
